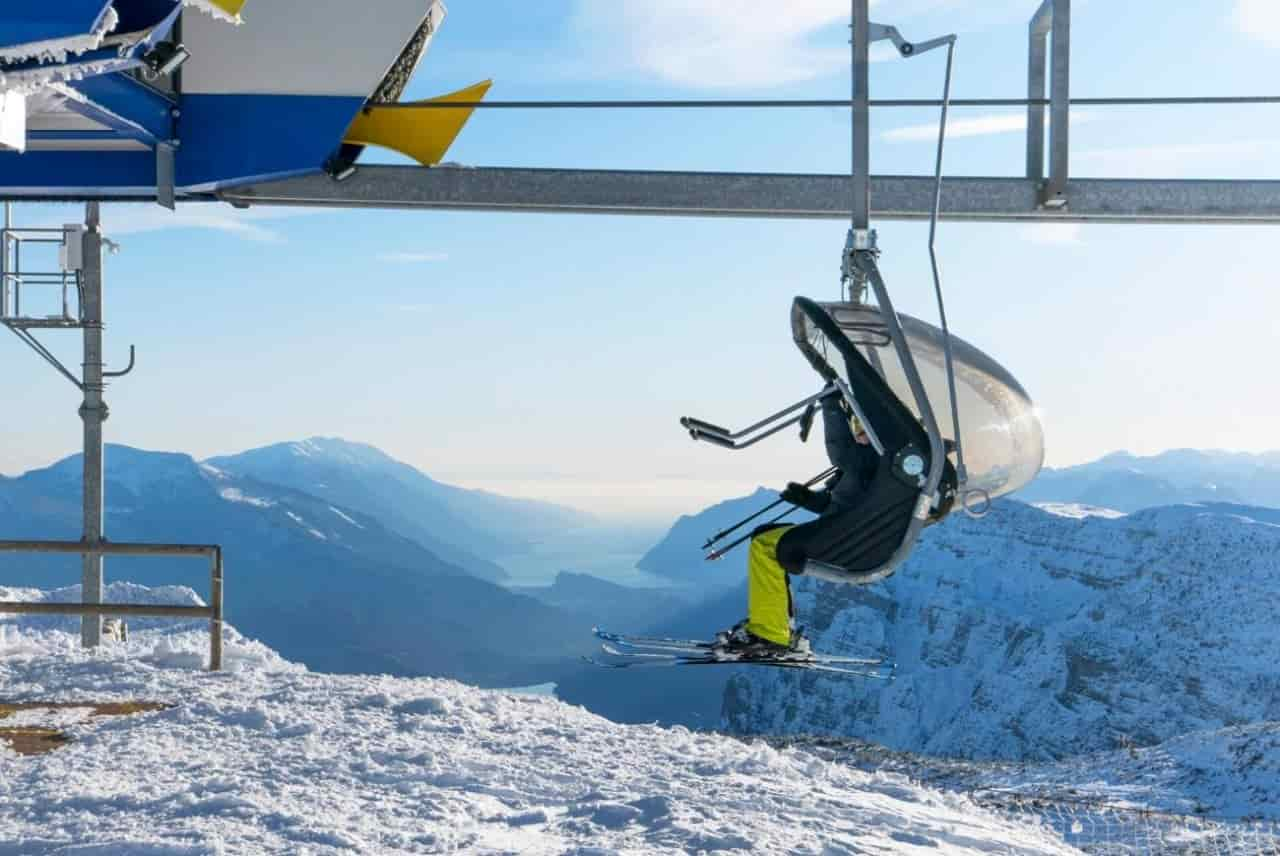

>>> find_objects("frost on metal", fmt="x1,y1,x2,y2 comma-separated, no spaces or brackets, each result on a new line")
184,0,243,26
0,7,121,66
0,90,25,152
1,58,129,95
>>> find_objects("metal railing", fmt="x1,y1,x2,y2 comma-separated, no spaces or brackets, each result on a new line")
0,540,224,670
1,224,80,324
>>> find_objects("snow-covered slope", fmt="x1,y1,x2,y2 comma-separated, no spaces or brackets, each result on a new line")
0,588,1078,855
723,501,1280,761
776,720,1280,823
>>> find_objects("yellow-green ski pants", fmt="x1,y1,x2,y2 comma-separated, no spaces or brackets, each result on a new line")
745,525,794,646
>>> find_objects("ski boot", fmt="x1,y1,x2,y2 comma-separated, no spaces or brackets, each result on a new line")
712,619,791,660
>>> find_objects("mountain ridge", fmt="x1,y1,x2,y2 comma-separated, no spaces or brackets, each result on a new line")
1019,449,1280,511
0,443,592,685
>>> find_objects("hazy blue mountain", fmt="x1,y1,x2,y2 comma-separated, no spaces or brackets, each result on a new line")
637,488,816,587
0,445,589,686
206,438,597,578
512,571,695,633
1017,449,1280,511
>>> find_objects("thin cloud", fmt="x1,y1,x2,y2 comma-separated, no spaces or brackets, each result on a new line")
101,204,326,243
569,0,865,88
565,1,1022,89
1233,0,1280,48
1017,223,1082,245
378,252,449,264
883,110,1098,142
1076,139,1280,178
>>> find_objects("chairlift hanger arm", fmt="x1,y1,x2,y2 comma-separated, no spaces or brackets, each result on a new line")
868,23,957,57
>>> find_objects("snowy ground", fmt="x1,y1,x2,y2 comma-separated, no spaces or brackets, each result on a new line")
0,586,1082,855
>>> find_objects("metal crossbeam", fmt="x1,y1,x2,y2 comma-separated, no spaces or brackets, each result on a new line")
219,166,1280,224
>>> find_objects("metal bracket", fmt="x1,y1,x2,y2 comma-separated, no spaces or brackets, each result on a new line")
869,23,956,58
840,229,879,303
157,143,176,211
104,344,137,378
3,323,83,390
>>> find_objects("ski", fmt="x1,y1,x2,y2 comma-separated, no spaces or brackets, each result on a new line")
593,627,717,652
582,654,891,679
600,642,894,674
593,627,888,667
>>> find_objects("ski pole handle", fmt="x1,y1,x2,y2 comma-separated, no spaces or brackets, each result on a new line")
700,464,839,551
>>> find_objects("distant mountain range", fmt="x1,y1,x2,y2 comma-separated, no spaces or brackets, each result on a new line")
0,443,595,686
1015,449,1280,512
208,437,596,581
510,572,694,633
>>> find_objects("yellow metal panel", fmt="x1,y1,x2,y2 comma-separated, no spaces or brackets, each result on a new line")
343,80,492,167
207,0,248,19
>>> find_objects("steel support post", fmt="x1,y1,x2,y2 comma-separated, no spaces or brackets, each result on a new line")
2,203,9,316
1047,0,1071,207
852,0,871,232
1026,3,1049,180
211,548,224,671
1027,0,1070,207
79,202,106,648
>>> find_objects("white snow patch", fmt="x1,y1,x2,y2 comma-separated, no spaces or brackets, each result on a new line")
218,487,274,508
199,463,228,480
328,506,364,528
1032,502,1128,520
0,585,1078,855
283,510,326,540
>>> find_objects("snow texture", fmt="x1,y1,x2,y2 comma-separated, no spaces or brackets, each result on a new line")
0,8,119,65
0,585,1080,855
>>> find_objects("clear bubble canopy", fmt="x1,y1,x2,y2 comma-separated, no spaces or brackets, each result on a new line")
791,300,1044,501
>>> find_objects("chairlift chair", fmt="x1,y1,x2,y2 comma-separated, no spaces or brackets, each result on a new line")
683,293,1043,586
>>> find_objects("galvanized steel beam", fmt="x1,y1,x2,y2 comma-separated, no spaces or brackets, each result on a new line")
80,202,105,649
221,167,1280,224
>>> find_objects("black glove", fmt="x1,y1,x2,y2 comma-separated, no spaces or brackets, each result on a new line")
780,482,808,505
781,482,831,514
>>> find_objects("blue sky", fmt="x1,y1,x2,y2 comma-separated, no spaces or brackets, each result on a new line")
4,0,1280,520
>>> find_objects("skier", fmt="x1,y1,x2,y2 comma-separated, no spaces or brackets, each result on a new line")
715,393,879,655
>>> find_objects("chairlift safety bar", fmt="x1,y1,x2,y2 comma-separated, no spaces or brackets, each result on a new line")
681,385,839,451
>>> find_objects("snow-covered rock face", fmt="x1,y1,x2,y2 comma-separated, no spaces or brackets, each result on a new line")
723,501,1280,762
0,599,1078,855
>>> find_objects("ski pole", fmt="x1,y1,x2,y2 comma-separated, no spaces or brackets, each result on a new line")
706,504,801,561
700,464,838,551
